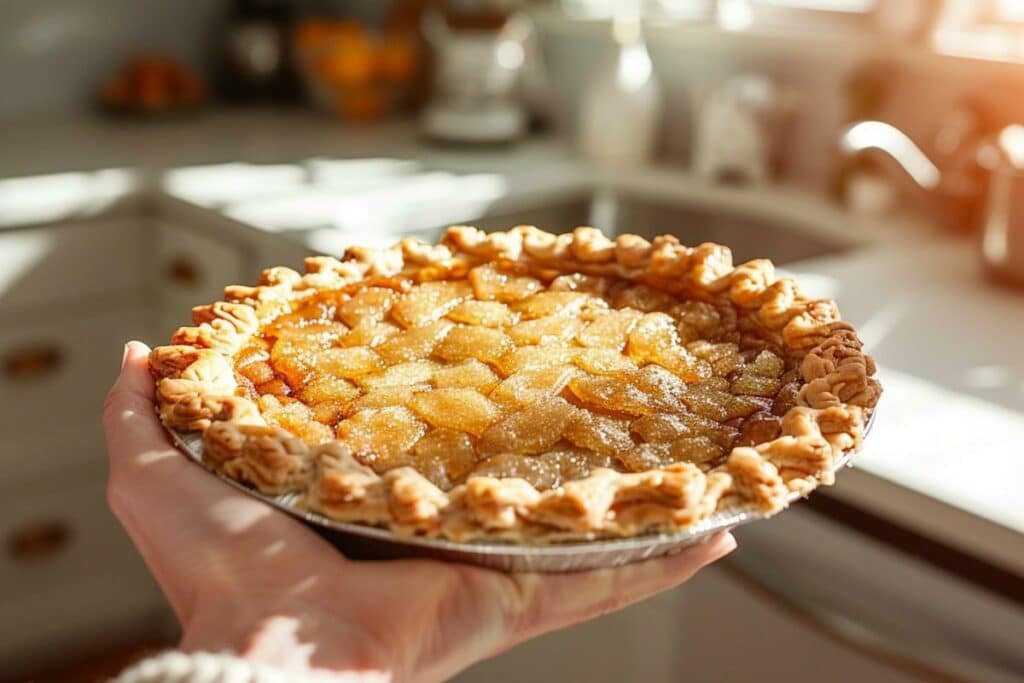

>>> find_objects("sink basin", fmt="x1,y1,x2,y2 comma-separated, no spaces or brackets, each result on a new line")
302,187,853,266
459,190,850,266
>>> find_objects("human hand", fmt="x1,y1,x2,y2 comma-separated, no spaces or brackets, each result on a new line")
104,341,735,683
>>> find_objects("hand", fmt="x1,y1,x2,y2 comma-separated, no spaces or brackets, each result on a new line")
103,341,735,683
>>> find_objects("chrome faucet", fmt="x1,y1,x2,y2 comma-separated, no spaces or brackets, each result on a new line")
838,108,1024,288
840,121,943,190
838,104,989,233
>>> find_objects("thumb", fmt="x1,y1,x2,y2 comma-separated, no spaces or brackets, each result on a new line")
102,341,242,619
101,341,319,623
103,340,202,514
102,341,174,462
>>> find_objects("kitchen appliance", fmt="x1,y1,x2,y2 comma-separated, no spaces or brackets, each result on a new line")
420,2,536,144
693,74,798,185
578,10,662,167
979,125,1024,288
219,0,299,101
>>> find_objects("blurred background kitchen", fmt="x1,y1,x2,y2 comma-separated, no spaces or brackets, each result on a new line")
2,0,1024,680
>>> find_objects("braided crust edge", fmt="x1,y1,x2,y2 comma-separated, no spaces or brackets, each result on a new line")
150,226,880,543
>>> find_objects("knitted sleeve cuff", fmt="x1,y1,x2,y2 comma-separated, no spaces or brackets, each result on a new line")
113,651,301,683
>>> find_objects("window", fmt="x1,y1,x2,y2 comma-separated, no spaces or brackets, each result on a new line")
934,0,1024,61
716,0,875,31
754,0,874,9
996,0,1024,22
559,0,714,22
558,0,874,22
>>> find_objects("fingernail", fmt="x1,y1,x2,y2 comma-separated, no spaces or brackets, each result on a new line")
722,533,738,553
121,343,131,369
701,533,737,566
713,533,738,560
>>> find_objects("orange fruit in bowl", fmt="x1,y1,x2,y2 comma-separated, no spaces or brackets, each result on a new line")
317,41,378,88
379,33,418,84
336,86,389,121
137,70,170,109
330,20,369,43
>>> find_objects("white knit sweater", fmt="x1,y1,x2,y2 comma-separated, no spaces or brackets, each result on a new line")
113,651,340,683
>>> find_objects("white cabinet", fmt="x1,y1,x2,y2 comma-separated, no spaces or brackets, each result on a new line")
0,306,149,484
0,461,164,676
675,505,1024,683
673,564,925,683
0,216,172,676
0,220,152,483
152,220,317,341
0,218,145,315
154,221,246,341
0,207,322,677
454,558,932,683
0,216,258,673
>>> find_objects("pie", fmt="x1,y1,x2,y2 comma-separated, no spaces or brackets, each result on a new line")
150,226,881,543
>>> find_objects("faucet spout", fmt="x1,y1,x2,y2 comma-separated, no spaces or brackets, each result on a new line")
840,121,942,192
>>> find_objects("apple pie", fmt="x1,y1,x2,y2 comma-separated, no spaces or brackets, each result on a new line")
151,226,880,542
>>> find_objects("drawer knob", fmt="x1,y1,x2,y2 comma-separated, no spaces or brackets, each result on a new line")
3,344,64,380
7,519,72,562
166,255,201,287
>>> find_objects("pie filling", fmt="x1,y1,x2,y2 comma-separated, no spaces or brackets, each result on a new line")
151,226,881,542
231,263,797,493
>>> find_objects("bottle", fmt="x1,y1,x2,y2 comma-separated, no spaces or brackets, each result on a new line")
578,15,662,167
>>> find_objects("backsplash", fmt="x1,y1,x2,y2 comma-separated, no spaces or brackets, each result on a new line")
537,18,1024,194
537,21,881,191
0,0,227,115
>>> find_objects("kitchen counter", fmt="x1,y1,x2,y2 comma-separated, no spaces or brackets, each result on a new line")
0,109,923,247
2,109,1021,576
788,243,1024,576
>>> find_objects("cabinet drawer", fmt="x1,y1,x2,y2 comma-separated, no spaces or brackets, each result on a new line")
0,219,145,315
0,307,149,481
0,463,162,665
155,221,245,313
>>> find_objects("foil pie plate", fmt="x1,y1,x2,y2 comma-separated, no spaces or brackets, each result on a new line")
169,410,873,573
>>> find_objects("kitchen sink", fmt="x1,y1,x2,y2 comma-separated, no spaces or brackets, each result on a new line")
458,190,850,266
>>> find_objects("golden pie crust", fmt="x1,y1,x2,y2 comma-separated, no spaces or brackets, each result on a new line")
150,226,881,543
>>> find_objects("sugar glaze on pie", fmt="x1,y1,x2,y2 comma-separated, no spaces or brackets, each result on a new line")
150,226,881,543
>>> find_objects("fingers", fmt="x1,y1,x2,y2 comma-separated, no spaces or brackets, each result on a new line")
102,339,254,526
113,341,158,401
102,340,200,521
102,339,188,510
101,341,337,623
504,532,736,647
102,341,199,617
102,341,175,459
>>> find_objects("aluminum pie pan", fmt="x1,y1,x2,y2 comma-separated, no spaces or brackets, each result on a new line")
168,410,872,573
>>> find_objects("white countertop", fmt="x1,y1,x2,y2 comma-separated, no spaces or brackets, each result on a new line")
786,242,1024,575
2,109,1021,573
0,109,919,247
